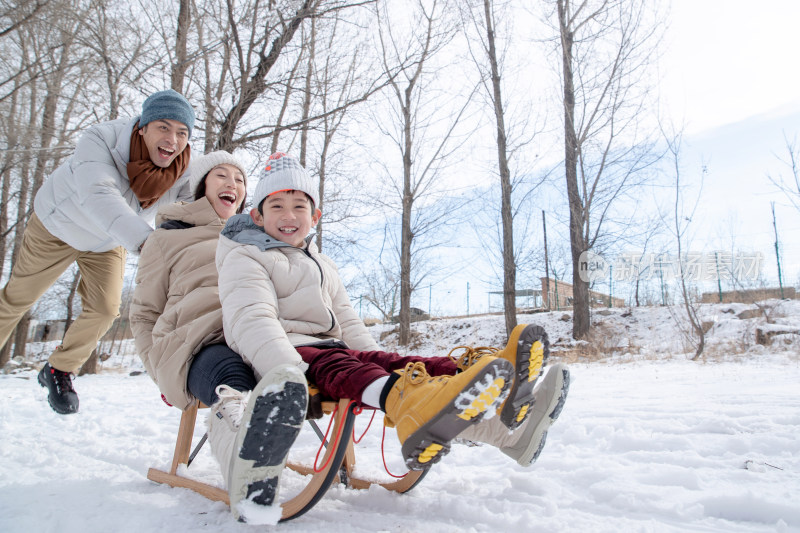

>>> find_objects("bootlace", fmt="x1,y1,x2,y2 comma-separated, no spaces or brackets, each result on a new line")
399,361,431,385
447,345,499,372
53,368,76,394
213,385,251,429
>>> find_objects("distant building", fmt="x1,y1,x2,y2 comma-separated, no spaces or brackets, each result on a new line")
487,279,625,312
540,277,625,309
700,287,796,304
487,289,544,312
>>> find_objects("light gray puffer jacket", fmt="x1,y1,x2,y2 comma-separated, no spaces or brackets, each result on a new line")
33,116,193,254
216,214,379,381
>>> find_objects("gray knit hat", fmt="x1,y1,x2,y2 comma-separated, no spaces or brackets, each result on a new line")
189,150,248,196
140,89,195,138
253,152,319,211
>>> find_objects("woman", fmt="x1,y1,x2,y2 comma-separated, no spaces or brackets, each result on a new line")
129,151,307,522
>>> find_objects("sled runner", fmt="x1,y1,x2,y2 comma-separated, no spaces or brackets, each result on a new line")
147,398,428,522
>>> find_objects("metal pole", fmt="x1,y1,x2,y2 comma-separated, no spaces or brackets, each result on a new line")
772,202,785,298
542,210,550,310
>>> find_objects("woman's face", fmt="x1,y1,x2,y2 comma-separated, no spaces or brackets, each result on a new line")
204,164,246,220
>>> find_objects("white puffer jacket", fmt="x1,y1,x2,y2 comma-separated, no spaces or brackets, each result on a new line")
216,214,379,381
33,116,193,253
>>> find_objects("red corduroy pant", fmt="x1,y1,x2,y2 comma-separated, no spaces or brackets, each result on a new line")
295,346,458,405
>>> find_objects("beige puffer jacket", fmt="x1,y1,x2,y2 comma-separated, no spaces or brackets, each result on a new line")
215,214,379,381
129,198,227,409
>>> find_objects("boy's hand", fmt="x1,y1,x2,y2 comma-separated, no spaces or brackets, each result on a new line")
306,384,323,420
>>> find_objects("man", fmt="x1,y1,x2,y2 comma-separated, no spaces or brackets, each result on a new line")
0,89,196,415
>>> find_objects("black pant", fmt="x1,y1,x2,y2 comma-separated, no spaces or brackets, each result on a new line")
186,343,257,406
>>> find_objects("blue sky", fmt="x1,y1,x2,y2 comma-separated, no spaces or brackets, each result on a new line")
412,1,800,316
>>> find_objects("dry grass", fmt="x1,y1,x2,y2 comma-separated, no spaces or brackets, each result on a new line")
378,327,426,351
553,322,642,363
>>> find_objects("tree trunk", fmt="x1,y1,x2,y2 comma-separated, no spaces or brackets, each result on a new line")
0,82,18,278
171,0,191,93
78,348,99,376
0,65,23,366
398,86,414,346
315,135,330,252
65,271,80,331
5,86,37,360
299,17,316,167
12,311,31,359
558,0,589,339
483,0,516,337
0,341,10,368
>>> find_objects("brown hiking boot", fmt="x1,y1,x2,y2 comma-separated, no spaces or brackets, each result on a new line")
448,324,549,430
384,358,514,470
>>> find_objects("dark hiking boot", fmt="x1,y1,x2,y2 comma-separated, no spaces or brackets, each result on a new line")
38,363,79,414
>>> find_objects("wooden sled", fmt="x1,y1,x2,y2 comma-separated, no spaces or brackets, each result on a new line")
147,399,428,522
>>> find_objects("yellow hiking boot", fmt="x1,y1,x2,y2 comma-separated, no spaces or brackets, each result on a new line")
449,324,549,431
384,358,513,470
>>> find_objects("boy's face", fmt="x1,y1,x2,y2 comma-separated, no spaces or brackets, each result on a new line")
250,190,319,247
139,118,189,168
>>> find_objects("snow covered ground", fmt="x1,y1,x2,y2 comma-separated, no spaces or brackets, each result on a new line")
1,301,799,532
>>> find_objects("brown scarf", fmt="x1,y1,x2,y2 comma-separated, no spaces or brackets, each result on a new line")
127,122,191,209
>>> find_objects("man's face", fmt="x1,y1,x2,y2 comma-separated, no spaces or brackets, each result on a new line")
139,119,189,168
250,190,319,248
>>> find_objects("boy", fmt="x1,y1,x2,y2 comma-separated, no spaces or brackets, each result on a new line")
216,153,570,506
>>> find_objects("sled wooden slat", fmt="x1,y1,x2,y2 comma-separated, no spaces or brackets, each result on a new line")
147,466,229,503
147,397,426,522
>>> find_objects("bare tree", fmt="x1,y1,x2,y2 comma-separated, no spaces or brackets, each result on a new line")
303,9,375,256
0,0,49,39
768,132,800,213
76,0,157,120
171,0,191,93
550,0,662,339
0,0,105,364
372,0,476,345
460,0,550,336
661,122,705,359
629,214,664,307
360,260,400,322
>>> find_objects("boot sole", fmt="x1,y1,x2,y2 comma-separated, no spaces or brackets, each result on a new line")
516,365,570,467
38,366,78,415
499,325,549,430
229,367,308,522
401,358,514,470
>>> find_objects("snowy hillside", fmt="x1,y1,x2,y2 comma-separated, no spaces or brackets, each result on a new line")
1,301,798,532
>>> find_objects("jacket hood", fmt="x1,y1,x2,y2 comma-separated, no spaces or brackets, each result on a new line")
220,213,315,252
155,197,225,228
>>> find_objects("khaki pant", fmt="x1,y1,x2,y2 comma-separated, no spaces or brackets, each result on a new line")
0,213,126,373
